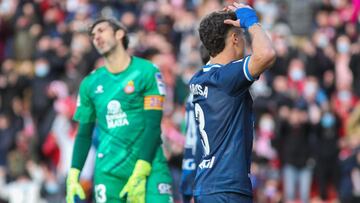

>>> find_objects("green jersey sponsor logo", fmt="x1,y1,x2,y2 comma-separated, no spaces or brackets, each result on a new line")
106,100,129,128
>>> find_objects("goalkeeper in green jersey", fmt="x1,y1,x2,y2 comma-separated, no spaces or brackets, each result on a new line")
66,18,173,203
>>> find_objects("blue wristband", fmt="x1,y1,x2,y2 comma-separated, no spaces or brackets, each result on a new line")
235,7,259,30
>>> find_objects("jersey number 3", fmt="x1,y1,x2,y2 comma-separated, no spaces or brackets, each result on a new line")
194,103,210,156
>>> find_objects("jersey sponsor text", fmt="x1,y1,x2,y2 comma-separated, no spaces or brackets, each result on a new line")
198,156,215,169
190,84,208,98
182,158,196,170
106,100,129,128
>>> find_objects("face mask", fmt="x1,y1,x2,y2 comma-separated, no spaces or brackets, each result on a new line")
71,41,83,52
35,64,49,77
45,181,59,194
304,82,317,97
331,0,341,7
290,69,304,81
337,42,350,54
338,90,351,102
252,80,269,96
259,118,274,132
321,112,335,128
317,35,329,48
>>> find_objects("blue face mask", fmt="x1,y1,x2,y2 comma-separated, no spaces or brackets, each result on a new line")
338,90,351,102
45,181,59,194
321,112,335,128
337,42,350,54
35,64,49,77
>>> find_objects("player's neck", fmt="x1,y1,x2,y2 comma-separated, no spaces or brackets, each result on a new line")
210,47,240,65
104,47,131,73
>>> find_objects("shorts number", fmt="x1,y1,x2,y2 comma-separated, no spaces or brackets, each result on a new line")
194,103,210,156
95,184,107,203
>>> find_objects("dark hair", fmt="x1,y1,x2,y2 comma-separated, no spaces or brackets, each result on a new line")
198,11,237,57
199,44,210,64
89,18,129,49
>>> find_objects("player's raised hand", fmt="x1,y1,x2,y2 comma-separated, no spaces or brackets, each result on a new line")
66,168,86,203
224,2,258,30
120,160,151,203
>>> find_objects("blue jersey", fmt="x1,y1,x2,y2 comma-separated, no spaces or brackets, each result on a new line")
180,94,203,196
189,55,256,197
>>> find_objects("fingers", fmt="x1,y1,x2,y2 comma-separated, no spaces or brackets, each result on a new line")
120,189,127,198
66,191,75,203
224,5,237,12
233,2,252,9
66,184,86,203
66,195,74,203
223,1,252,12
77,186,86,199
224,19,241,27
120,183,129,198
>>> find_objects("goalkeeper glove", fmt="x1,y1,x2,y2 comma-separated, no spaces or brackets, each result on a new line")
120,160,152,203
66,168,86,203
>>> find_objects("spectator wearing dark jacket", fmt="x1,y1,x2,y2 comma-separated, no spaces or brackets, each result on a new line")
313,109,341,200
274,102,315,203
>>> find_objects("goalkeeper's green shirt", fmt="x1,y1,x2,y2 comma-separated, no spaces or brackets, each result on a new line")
73,56,166,178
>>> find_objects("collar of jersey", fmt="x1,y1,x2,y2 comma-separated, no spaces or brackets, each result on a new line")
202,63,223,72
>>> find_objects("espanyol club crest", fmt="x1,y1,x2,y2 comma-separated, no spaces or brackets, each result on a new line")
124,80,135,94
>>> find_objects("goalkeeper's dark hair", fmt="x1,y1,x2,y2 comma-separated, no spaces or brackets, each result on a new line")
198,11,239,57
89,18,129,49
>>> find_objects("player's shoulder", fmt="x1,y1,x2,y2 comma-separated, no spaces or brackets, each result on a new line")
189,69,204,84
81,66,106,84
132,56,159,72
226,56,248,67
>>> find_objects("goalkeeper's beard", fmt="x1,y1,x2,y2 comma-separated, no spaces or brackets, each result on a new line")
97,42,117,58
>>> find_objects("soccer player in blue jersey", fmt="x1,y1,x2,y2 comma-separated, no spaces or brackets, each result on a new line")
189,2,275,203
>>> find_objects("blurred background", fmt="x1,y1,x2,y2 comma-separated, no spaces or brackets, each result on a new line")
0,0,359,203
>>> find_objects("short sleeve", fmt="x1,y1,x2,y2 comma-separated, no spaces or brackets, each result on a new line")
215,55,256,95
143,65,166,96
73,78,96,123
143,64,166,110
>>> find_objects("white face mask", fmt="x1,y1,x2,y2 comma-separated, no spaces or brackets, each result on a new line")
252,80,270,96
259,117,275,132
289,69,305,81
71,41,83,52
317,35,329,48
304,82,317,97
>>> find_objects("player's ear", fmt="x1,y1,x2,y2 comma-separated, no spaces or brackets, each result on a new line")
231,32,239,44
115,29,125,41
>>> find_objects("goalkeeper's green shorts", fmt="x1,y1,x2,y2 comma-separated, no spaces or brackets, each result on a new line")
93,149,173,203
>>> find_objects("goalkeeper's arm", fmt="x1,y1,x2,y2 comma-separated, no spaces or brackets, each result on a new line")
120,105,163,202
138,109,163,162
66,122,95,203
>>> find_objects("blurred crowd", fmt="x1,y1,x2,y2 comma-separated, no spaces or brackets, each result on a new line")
0,0,359,203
